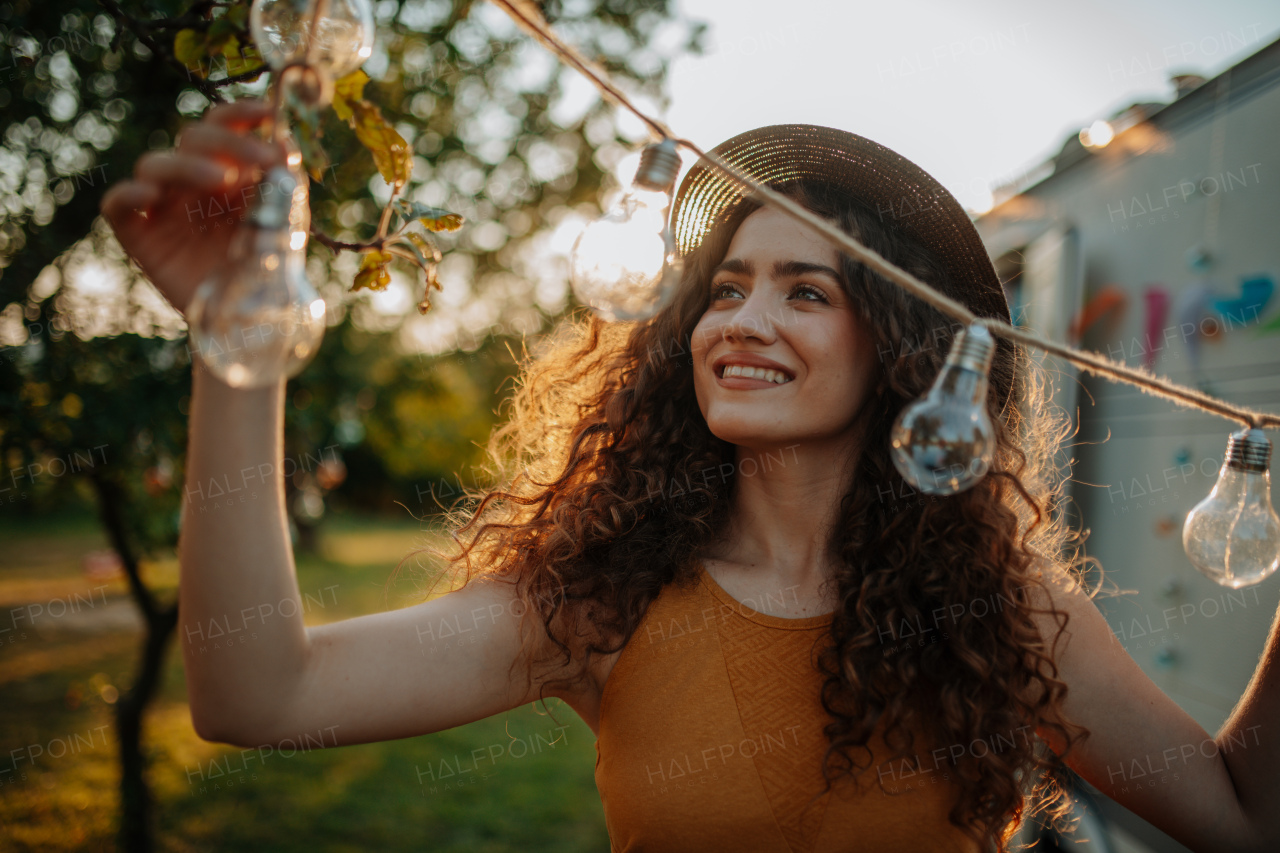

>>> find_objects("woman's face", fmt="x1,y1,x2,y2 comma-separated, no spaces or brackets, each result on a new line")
690,206,881,451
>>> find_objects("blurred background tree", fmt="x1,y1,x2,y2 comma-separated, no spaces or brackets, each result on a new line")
0,1,704,848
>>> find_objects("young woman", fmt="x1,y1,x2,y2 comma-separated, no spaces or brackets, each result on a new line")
101,99,1280,853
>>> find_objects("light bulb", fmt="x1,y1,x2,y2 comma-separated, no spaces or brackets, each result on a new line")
186,167,326,389
1079,119,1114,149
250,0,374,77
890,323,997,495
1182,428,1280,588
570,138,683,322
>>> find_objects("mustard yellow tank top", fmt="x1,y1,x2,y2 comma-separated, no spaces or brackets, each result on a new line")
592,560,982,853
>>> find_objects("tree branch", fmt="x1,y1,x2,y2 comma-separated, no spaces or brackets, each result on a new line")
212,66,268,88
309,229,384,254
96,0,226,103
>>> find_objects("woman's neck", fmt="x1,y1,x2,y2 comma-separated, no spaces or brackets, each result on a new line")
704,437,859,587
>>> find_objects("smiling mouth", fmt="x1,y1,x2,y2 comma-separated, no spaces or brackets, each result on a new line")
717,364,793,385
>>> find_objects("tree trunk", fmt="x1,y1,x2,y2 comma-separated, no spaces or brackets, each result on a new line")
89,474,179,853
115,602,179,853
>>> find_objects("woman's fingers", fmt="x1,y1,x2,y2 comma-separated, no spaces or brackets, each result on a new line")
100,180,160,227
203,98,274,131
134,151,236,190
178,122,282,169
177,122,284,191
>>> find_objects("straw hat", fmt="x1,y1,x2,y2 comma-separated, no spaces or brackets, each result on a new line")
670,124,1012,328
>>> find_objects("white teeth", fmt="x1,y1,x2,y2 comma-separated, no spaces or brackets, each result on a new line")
722,364,791,384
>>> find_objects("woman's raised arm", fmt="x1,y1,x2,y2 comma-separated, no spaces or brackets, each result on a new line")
101,102,577,750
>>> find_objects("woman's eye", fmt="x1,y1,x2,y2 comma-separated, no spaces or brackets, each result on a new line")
710,282,828,302
792,284,828,302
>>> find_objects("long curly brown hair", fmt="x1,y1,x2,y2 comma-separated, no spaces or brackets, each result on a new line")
423,178,1093,849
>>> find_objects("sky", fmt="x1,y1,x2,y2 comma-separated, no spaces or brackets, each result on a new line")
656,0,1280,213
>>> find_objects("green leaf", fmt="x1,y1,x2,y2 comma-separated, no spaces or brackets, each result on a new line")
350,101,412,187
225,3,249,29
332,69,370,123
174,29,208,76
206,18,237,52
353,250,394,292
394,199,464,232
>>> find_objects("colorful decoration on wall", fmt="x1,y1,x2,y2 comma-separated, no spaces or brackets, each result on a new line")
1174,283,1215,369
1212,274,1274,326
1143,285,1170,370
1067,284,1127,345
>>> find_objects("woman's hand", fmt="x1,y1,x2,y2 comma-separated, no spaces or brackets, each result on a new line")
100,100,286,317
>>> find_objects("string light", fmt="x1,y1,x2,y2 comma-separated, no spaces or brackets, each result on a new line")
1183,429,1280,588
1079,119,1114,149
218,0,1280,582
570,138,683,321
485,0,1277,422
186,168,326,388
250,0,374,78
890,324,997,495
184,0,359,388
483,0,1280,585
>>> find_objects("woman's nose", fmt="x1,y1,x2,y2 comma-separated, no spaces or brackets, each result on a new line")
723,288,781,342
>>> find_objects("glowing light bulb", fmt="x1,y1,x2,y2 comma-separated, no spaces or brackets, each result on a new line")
186,167,326,388
570,138,683,322
1182,429,1280,588
1079,120,1114,149
890,324,997,495
250,0,374,77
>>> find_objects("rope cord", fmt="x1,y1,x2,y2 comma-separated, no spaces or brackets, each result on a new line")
487,0,1280,432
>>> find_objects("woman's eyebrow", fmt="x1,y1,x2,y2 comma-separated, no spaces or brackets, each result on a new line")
710,258,842,282
773,260,842,282
712,257,753,278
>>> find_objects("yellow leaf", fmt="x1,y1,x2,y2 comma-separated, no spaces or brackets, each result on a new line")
395,199,465,233
350,101,412,187
332,69,370,123
405,231,442,264
174,29,208,76
220,36,265,78
418,211,463,232
352,250,394,292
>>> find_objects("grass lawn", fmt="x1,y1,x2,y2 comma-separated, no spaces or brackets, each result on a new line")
0,509,609,852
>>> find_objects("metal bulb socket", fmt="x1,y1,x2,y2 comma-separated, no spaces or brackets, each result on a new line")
946,324,996,374
634,138,681,192
1226,428,1272,474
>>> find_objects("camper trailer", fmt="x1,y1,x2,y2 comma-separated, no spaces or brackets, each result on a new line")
978,35,1280,853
